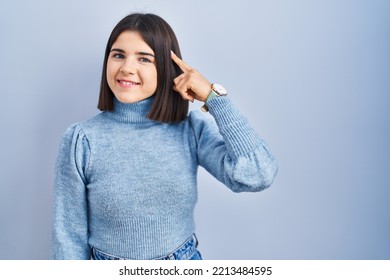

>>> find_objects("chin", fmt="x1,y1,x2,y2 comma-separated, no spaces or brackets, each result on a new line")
115,94,142,104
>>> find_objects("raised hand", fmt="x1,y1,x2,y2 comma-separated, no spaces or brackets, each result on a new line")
171,51,212,102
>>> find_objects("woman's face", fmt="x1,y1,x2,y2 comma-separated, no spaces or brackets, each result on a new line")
107,31,157,103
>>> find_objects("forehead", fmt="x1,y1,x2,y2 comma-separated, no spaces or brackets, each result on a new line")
112,31,154,53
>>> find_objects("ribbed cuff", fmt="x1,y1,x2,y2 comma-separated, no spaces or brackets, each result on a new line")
207,97,263,158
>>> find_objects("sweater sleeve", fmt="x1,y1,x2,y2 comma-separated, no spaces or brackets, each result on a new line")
189,97,278,193
52,123,91,259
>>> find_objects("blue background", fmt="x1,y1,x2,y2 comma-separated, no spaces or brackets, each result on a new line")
0,0,389,259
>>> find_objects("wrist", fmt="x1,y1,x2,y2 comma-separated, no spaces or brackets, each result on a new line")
201,83,228,112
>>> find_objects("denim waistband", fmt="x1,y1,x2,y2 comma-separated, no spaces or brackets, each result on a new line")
154,234,198,260
91,234,199,260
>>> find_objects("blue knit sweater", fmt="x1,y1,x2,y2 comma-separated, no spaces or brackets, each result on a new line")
52,96,277,259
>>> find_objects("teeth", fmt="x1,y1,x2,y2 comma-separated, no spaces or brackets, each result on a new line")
120,80,138,85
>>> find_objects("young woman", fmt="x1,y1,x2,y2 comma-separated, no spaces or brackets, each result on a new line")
52,13,278,260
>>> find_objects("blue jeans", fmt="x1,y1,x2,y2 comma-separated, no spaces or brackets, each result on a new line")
91,234,202,260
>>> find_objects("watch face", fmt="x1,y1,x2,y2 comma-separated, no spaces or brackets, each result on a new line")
212,83,228,96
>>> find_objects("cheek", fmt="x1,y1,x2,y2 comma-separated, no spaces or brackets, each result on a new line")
140,66,158,91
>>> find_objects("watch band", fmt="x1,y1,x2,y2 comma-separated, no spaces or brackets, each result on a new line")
206,89,219,102
201,83,227,112
201,89,218,112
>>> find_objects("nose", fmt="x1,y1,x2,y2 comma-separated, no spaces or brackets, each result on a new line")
120,57,137,75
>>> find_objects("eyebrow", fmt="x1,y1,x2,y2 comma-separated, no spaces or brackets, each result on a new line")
110,48,155,57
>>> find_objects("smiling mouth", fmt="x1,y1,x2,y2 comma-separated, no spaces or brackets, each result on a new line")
118,80,140,86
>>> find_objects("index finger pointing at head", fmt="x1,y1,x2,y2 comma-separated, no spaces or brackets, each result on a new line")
171,50,191,72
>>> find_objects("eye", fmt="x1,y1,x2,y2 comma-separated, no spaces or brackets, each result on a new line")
112,53,125,59
139,57,152,63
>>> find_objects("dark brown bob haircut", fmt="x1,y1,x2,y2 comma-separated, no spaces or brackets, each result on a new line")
97,13,188,123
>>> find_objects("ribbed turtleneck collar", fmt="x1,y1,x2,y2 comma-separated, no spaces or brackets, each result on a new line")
106,97,155,124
